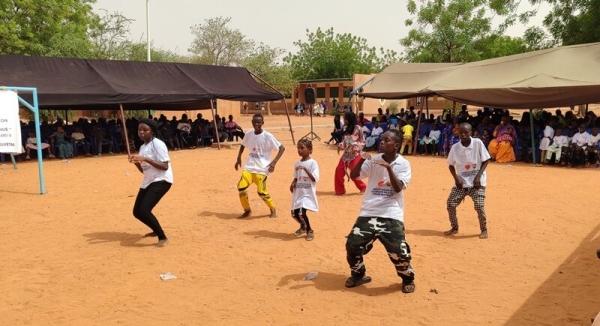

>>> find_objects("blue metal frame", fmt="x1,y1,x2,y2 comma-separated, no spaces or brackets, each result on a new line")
348,77,374,113
2,86,45,194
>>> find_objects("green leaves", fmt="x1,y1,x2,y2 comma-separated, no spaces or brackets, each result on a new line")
0,0,96,56
284,27,399,80
401,0,533,63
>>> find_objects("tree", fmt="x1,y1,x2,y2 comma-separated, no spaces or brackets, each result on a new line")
531,0,600,45
87,10,135,60
242,44,298,114
402,0,497,62
0,0,96,56
284,27,399,80
188,16,254,66
243,44,297,97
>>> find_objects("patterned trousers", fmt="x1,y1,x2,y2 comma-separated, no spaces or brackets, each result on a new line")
345,217,415,282
446,187,487,232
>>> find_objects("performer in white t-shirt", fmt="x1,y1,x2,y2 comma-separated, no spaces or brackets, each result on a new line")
344,129,415,293
235,114,285,219
289,139,319,241
444,123,491,239
128,118,173,248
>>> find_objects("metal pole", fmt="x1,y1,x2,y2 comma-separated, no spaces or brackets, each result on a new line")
32,89,46,194
529,108,536,164
146,0,151,62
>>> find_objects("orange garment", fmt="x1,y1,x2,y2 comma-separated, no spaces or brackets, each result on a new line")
488,139,516,163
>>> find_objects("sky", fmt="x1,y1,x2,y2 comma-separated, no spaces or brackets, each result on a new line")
93,0,551,57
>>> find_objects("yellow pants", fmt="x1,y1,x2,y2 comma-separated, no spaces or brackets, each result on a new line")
400,136,413,155
237,170,275,211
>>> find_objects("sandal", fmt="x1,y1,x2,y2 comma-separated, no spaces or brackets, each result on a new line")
344,275,372,288
401,281,415,293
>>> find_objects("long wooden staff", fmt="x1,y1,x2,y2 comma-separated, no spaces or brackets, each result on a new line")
119,104,131,156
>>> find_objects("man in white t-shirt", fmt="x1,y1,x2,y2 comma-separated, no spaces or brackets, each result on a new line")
344,130,415,293
569,123,591,167
444,123,491,239
235,114,285,219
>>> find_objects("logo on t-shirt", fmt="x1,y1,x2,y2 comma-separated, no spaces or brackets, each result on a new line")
464,163,477,170
249,147,262,159
462,162,479,177
372,180,393,196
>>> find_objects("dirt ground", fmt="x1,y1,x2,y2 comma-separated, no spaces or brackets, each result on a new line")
1,114,599,326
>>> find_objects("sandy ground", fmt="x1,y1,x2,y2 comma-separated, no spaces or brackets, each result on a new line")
1,114,600,326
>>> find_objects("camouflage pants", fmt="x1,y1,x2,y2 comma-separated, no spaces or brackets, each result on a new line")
345,216,415,282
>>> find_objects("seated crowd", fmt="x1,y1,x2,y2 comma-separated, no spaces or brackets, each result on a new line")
343,105,600,168
0,113,245,163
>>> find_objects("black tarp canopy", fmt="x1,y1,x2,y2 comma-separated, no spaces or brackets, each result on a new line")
0,55,283,110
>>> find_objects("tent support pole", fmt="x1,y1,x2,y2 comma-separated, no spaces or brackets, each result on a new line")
119,104,131,156
412,97,425,154
586,103,589,114
529,109,536,164
282,98,296,145
248,71,295,144
210,99,221,150
10,153,17,170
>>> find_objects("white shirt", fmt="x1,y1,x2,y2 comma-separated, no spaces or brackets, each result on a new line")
241,130,282,175
552,135,569,147
571,131,590,147
371,127,384,137
543,125,555,138
428,130,441,140
139,138,173,189
588,133,600,146
446,137,491,188
357,154,411,222
177,122,191,132
291,158,319,212
71,132,85,141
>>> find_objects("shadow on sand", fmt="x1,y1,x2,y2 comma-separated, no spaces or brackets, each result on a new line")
504,222,600,325
278,271,402,296
82,232,156,247
406,229,480,239
244,230,304,242
198,210,271,220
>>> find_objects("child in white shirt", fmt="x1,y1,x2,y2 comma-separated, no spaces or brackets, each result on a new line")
365,121,384,150
344,129,415,293
545,128,568,163
444,123,491,239
289,139,319,241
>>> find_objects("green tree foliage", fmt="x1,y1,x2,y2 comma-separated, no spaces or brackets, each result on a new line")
284,27,400,80
243,44,297,97
188,16,254,66
0,0,96,56
402,0,532,63
531,0,600,45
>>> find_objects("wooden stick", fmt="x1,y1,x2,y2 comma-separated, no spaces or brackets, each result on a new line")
119,104,131,156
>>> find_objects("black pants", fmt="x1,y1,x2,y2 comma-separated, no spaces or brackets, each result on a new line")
291,208,312,231
133,181,171,240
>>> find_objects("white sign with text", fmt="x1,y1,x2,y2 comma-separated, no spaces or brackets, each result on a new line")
0,91,22,153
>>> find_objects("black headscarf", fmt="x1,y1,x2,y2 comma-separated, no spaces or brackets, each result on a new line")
139,118,159,135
